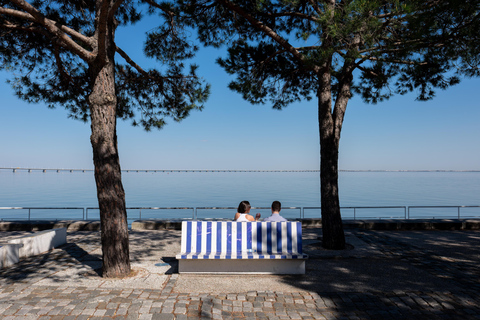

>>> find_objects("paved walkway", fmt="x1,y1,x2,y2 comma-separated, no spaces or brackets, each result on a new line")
1,228,480,319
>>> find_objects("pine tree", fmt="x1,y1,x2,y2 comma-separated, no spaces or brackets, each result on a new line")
0,0,209,277
179,0,480,249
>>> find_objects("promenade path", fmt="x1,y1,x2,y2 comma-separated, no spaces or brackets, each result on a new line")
1,227,479,319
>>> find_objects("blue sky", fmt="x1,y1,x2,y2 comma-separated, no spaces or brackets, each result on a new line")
1,15,480,171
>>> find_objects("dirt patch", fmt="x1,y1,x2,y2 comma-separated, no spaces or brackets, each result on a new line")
81,267,147,280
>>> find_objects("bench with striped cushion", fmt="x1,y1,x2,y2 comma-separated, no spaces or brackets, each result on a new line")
175,221,308,274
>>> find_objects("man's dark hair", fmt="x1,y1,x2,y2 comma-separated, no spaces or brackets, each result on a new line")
237,200,251,213
271,201,281,212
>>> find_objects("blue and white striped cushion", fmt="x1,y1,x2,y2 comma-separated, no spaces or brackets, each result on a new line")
177,221,308,260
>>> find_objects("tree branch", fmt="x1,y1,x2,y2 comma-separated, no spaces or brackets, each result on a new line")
263,11,320,23
115,45,149,76
307,0,322,15
94,0,112,62
0,21,69,49
214,0,312,69
2,2,94,62
359,55,429,66
54,44,74,84
116,45,198,84
332,62,354,134
110,0,125,20
143,0,175,17
356,64,379,77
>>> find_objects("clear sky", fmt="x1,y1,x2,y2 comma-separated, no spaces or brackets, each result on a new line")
1,14,479,171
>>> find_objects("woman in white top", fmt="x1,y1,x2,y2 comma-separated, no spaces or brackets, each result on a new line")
234,200,261,221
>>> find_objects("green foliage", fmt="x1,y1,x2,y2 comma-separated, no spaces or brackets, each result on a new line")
0,0,209,130
117,63,210,131
217,40,315,109
179,0,480,107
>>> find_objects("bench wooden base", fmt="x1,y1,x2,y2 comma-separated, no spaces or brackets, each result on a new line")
178,258,306,274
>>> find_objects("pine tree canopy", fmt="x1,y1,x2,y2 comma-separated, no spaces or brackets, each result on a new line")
0,0,210,131
178,0,480,109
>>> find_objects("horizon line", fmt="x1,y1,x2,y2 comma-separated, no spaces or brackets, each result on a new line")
1,167,480,173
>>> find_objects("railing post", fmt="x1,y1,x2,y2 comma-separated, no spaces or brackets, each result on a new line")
458,206,461,219
28,208,31,221
139,208,142,221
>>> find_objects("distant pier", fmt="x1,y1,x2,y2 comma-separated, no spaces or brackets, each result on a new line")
1,167,320,173
2,168,479,173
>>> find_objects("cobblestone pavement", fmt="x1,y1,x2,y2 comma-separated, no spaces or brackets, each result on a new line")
1,229,480,319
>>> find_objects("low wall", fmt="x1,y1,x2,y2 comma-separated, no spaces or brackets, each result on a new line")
7,227,67,258
0,228,67,268
131,218,480,231
0,220,101,232
1,218,479,232
0,244,22,268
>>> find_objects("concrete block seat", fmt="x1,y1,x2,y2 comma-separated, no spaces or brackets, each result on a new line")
0,243,23,268
0,228,67,268
176,221,308,274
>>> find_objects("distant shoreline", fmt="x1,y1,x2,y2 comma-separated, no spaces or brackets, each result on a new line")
1,167,479,173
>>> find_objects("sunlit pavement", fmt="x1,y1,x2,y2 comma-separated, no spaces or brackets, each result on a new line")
1,227,480,319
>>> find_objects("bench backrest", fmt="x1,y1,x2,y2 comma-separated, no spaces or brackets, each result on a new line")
180,221,303,254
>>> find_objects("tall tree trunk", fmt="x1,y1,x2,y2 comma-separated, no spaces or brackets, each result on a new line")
89,61,131,277
318,68,346,250
86,1,130,278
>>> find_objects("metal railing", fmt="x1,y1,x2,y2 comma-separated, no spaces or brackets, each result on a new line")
85,207,195,220
408,205,480,219
0,207,85,220
1,205,479,221
303,206,408,220
195,207,302,219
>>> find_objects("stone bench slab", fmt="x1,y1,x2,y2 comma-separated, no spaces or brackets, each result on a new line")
6,227,67,259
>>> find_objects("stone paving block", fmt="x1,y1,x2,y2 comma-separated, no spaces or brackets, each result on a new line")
105,309,116,316
117,307,129,315
2,230,480,319
162,306,174,313
152,313,175,320
175,306,187,314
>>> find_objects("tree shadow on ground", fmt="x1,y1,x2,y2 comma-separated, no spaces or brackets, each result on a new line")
127,229,181,274
278,229,480,319
0,236,101,284
0,229,182,284
68,229,182,277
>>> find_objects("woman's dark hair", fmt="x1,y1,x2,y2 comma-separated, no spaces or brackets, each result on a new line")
237,200,251,213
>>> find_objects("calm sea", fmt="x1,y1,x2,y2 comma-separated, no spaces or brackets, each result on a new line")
1,170,479,222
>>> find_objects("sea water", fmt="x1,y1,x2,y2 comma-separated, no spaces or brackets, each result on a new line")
1,170,479,221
